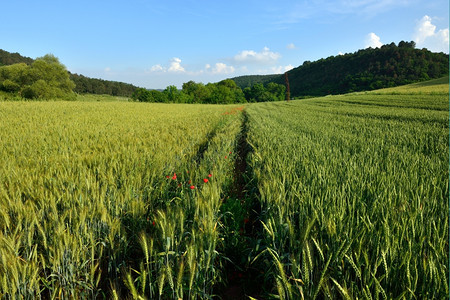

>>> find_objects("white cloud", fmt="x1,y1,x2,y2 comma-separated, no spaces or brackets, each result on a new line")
168,57,185,73
414,15,449,53
338,51,344,55
150,64,164,72
149,58,186,73
365,32,383,48
271,64,294,73
104,67,111,72
285,64,294,72
204,63,235,74
287,43,296,50
233,47,281,64
211,63,235,74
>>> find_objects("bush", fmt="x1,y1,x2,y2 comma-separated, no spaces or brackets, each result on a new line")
0,79,20,92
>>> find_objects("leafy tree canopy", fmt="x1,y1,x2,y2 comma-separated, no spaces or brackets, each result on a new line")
0,49,139,97
131,79,285,104
0,54,76,100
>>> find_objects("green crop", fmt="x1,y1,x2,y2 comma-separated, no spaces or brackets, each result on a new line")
246,92,448,298
0,80,448,299
0,101,244,299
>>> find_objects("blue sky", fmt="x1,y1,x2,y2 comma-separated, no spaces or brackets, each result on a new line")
1,0,448,89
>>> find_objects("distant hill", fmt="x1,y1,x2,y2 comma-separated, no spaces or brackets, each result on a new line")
69,73,138,97
229,74,280,89
0,49,34,66
0,49,139,97
230,41,449,97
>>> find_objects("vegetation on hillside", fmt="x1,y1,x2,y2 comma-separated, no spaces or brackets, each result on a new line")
231,41,449,97
0,49,34,66
0,49,285,103
1,41,448,101
69,73,138,97
229,74,280,89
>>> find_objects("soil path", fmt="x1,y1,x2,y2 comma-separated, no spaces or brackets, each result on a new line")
218,110,263,300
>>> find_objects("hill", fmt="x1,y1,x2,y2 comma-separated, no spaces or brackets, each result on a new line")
0,49,34,66
230,41,449,98
0,49,139,97
228,74,280,88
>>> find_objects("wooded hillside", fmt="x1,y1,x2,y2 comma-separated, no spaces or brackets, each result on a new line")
230,41,449,97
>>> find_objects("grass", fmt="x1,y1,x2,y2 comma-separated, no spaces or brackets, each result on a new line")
0,76,448,298
366,76,449,95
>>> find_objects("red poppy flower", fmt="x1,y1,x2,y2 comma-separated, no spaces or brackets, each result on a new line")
208,174,212,177
166,175,170,179
172,173,177,180
225,156,227,159
152,221,156,226
203,178,208,183
190,185,195,189
229,151,232,154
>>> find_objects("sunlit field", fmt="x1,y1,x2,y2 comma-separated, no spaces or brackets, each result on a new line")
246,91,448,299
0,79,448,299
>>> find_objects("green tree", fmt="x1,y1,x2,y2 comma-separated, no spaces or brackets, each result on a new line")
0,79,20,92
182,81,211,103
27,54,76,99
0,54,76,100
265,82,286,101
131,88,152,102
213,79,246,103
164,85,180,102
0,63,30,87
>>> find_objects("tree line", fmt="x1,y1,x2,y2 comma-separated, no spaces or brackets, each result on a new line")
130,79,286,104
2,41,448,101
0,49,139,97
0,49,286,103
69,73,137,97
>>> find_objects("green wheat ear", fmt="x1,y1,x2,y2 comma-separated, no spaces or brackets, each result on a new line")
125,272,138,299
176,260,184,298
276,277,285,300
158,267,166,297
